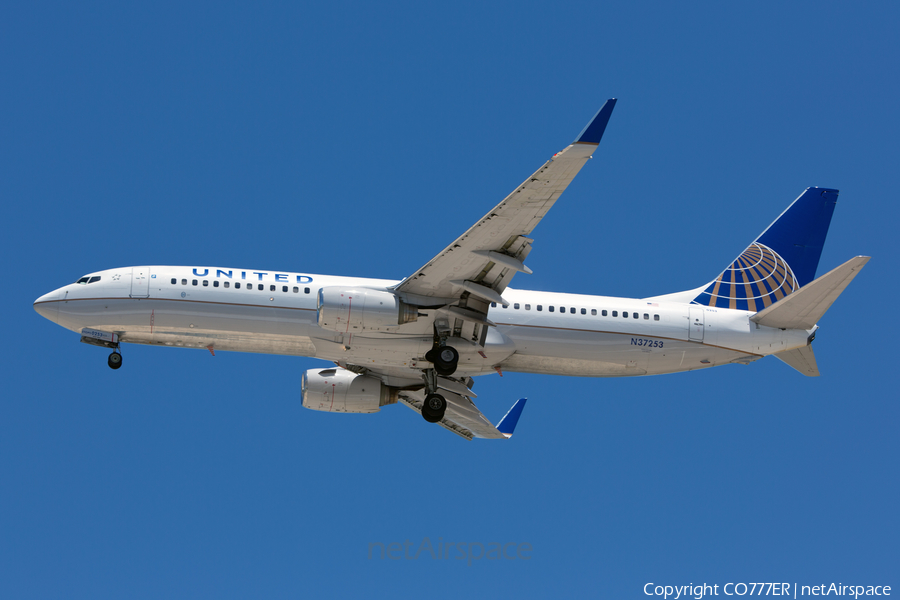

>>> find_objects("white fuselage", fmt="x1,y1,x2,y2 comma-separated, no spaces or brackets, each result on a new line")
34,266,812,379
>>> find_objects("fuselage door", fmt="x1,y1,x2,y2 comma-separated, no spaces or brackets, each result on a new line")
131,267,150,298
689,306,704,342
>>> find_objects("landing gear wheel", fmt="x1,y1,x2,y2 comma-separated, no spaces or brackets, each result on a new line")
108,352,122,370
421,393,446,423
431,346,459,376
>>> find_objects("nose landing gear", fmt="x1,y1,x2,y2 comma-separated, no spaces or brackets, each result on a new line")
78,328,124,370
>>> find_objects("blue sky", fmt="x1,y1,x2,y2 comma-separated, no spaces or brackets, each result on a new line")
2,2,898,598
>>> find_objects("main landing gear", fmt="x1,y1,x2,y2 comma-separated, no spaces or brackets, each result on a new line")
420,346,458,422
419,364,454,423
107,350,123,370
421,392,447,423
419,318,461,423
425,317,460,377
425,345,459,376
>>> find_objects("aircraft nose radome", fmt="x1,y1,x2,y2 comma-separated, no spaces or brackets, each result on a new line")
34,290,59,323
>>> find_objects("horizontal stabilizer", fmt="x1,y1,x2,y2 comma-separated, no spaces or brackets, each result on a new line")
751,256,870,330
775,344,820,377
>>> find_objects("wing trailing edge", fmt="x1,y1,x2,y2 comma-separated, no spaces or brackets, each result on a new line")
398,392,528,440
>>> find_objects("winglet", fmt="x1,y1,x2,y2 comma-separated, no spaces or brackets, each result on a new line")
575,99,617,144
496,398,528,438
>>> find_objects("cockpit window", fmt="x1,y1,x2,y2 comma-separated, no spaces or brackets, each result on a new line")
88,276,101,283
76,277,90,284
76,275,102,284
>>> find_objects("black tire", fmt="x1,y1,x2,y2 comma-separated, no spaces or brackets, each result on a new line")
434,363,455,377
108,352,122,370
438,346,459,365
421,393,446,423
432,346,459,376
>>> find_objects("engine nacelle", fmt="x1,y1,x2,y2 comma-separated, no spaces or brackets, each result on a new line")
317,287,418,332
301,367,397,413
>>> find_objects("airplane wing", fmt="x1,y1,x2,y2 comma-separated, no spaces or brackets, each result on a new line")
399,391,527,441
392,99,617,313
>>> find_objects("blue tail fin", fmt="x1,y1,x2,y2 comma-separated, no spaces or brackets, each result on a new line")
692,187,838,311
496,398,527,438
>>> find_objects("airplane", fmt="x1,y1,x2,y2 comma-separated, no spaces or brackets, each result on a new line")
33,99,870,440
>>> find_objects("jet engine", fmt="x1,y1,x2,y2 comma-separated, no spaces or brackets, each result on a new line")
301,367,398,413
317,287,418,332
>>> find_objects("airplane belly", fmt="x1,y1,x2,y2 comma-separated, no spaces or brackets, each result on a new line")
500,323,753,377
56,297,319,357
500,325,650,376
309,327,516,376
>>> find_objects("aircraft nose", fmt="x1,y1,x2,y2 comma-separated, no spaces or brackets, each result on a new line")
34,289,60,323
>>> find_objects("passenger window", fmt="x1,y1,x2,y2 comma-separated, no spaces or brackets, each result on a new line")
633,313,638,319
270,285,276,292
623,312,628,318
491,302,497,307
525,304,531,310
502,304,507,309
181,279,187,285
224,282,230,288
602,310,607,316
213,281,219,287
304,288,310,294
282,286,288,292
571,307,576,314
654,314,660,321
560,306,565,313
581,308,586,315
514,303,520,309
192,280,198,286
170,278,176,285
258,284,264,291
549,306,554,312
293,287,298,293
202,280,209,287
643,313,649,320
591,309,597,316
612,311,618,317
537,305,542,311
235,282,241,289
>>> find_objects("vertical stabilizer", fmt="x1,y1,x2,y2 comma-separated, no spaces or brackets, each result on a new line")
692,187,838,311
